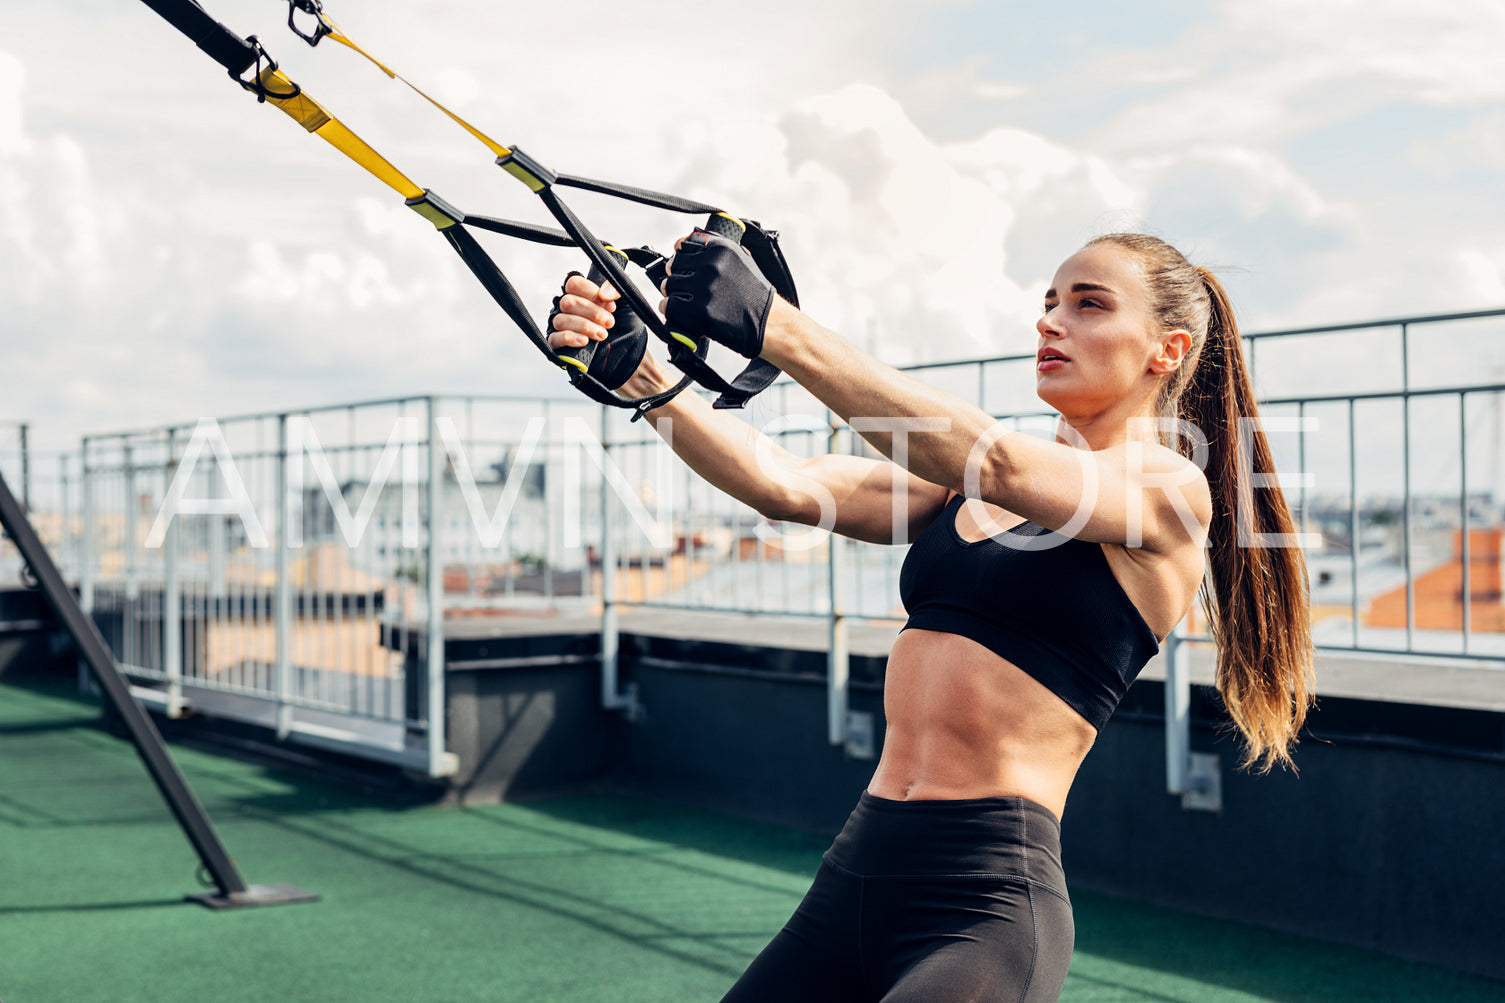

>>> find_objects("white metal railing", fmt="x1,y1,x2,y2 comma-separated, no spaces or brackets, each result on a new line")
17,306,1499,787
0,426,81,590
79,401,434,772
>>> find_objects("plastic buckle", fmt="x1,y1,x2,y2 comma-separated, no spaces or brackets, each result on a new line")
405,190,464,231
232,37,300,103
495,147,559,193
287,0,334,46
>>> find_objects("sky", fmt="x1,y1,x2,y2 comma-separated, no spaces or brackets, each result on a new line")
3,0,1505,452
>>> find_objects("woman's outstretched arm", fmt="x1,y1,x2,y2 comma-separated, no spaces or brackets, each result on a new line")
659,236,1209,551
551,273,950,544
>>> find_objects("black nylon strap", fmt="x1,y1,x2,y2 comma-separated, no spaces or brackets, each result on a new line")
555,174,722,215
461,214,576,247
440,226,552,359
536,186,679,346
139,0,258,75
663,342,783,407
441,222,690,417
741,222,800,306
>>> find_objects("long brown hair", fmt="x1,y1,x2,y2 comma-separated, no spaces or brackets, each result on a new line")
1088,233,1315,772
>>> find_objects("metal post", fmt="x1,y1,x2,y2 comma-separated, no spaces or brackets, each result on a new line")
80,438,94,616
0,466,315,909
59,455,72,577
1348,400,1360,647
1297,402,1309,542
18,421,30,510
599,405,631,713
425,397,449,775
124,444,139,602
123,442,139,673
78,439,96,696
1163,625,1190,794
542,400,555,604
208,459,227,600
1165,618,1220,811
275,415,292,739
163,428,185,717
1460,392,1471,652
827,417,849,747
1400,324,1414,649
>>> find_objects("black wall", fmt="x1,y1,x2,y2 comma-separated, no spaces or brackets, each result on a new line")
0,587,73,682
443,629,620,804
1067,690,1505,980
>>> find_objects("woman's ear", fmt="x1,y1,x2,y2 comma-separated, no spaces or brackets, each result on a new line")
1150,329,1192,374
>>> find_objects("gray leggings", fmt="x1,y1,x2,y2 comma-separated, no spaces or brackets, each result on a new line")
720,793,1073,1003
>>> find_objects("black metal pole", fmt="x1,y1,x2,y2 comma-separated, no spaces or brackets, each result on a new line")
0,467,315,909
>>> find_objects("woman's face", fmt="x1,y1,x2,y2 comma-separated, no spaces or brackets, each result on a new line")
1035,243,1166,419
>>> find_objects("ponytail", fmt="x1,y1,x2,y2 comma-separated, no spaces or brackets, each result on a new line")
1184,268,1315,772
1087,234,1315,771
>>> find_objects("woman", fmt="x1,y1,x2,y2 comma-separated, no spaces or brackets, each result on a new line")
549,231,1314,1002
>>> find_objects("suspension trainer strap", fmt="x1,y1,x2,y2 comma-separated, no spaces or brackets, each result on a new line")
135,0,679,412
138,0,258,76
136,0,798,411
404,192,687,416
289,0,800,407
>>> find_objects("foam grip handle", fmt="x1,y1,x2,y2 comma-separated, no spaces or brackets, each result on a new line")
553,249,630,373
555,247,651,392
553,322,597,372
702,212,748,244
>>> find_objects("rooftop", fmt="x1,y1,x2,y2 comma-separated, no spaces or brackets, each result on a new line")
3,679,1500,1003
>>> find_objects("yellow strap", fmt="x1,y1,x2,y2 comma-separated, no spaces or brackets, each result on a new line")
257,67,424,200
322,25,514,159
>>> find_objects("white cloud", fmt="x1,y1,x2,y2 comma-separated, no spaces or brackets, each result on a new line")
0,52,26,156
1131,146,1342,225
3,0,1505,452
763,85,1042,359
1459,249,1505,304
1224,0,1505,105
1085,0,1505,156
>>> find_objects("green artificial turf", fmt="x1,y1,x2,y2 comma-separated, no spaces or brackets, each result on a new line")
1,680,1500,1003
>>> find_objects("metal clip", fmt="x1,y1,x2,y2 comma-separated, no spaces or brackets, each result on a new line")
232,37,302,103
287,0,334,47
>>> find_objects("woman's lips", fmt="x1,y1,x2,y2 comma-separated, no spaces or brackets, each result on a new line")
1036,348,1070,372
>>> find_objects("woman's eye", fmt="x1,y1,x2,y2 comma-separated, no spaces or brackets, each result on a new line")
1041,302,1057,315
1080,299,1102,310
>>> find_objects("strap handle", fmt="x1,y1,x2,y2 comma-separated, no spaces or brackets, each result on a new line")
405,191,689,419
659,214,796,409
273,1,802,410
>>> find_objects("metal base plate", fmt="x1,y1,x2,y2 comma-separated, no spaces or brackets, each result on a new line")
844,710,875,760
1180,752,1223,813
187,883,320,910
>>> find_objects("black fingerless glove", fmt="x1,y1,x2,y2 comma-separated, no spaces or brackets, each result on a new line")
550,268,648,391
663,230,776,359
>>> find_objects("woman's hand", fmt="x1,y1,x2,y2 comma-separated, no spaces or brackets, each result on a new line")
548,272,674,400
660,230,779,359
548,272,620,351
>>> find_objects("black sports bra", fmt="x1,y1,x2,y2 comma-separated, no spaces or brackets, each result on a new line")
898,494,1160,731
